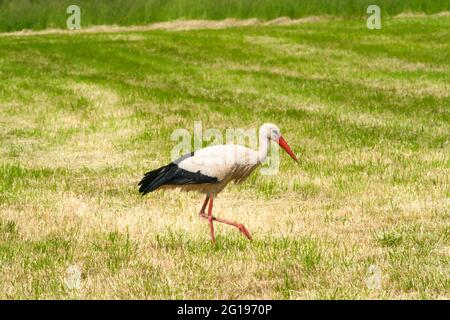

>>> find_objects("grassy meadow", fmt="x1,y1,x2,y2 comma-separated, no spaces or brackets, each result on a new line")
0,15,449,299
0,0,449,32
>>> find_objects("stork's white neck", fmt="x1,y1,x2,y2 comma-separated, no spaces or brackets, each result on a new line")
258,128,270,164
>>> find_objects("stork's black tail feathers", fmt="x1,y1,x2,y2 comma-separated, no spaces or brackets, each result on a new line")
138,162,218,196
138,164,172,195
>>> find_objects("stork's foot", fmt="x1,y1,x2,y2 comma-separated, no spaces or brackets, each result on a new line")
200,214,252,241
236,223,252,241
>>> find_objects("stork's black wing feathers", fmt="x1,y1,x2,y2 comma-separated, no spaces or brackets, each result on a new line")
138,160,218,196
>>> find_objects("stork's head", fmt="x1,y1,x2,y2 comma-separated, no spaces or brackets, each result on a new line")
260,123,298,163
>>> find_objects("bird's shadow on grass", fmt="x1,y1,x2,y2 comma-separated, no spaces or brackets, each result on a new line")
154,231,254,254
153,230,315,256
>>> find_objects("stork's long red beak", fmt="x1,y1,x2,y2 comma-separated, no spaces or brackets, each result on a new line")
278,136,299,163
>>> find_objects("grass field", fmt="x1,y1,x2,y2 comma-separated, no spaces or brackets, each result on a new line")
0,0,449,32
0,15,449,299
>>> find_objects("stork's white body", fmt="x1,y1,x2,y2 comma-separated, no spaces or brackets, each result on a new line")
170,144,261,195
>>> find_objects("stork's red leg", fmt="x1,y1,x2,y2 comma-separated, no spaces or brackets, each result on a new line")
199,195,210,216
200,213,252,241
207,196,215,244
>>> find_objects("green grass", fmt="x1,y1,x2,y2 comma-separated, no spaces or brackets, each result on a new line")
0,16,449,299
0,0,449,32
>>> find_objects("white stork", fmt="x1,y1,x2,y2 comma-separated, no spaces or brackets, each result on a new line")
138,123,298,243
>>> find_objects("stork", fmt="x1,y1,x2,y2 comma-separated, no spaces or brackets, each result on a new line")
138,123,298,243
